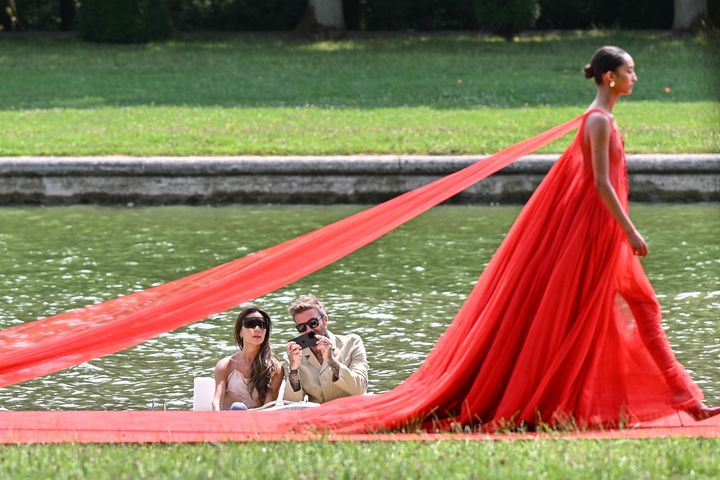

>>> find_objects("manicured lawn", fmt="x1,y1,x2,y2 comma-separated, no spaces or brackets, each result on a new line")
0,31,717,155
1,438,719,479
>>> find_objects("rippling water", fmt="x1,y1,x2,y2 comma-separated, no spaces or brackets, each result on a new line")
0,204,717,410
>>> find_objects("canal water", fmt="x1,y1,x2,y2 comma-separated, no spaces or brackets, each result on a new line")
0,204,717,410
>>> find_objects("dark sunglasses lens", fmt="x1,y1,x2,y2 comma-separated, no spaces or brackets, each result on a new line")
295,317,321,333
244,319,265,329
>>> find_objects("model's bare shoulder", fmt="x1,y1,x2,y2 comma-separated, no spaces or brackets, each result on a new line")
585,112,611,144
585,111,611,131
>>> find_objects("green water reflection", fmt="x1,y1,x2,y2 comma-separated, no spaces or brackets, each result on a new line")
0,204,718,410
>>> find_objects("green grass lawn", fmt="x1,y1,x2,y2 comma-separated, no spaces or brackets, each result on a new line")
2,438,719,479
1,31,718,155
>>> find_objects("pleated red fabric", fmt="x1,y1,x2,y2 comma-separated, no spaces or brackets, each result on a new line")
292,109,703,433
0,111,704,441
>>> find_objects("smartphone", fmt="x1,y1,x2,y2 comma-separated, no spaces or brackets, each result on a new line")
290,331,317,349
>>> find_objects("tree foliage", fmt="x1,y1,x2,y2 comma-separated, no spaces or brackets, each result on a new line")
79,0,172,43
167,0,303,31
472,0,540,39
1,0,683,34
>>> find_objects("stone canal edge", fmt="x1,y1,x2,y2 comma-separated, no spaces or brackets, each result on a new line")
1,154,718,204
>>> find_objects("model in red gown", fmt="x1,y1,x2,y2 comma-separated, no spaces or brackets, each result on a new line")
287,46,717,433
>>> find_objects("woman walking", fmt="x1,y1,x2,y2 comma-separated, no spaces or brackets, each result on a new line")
302,46,719,432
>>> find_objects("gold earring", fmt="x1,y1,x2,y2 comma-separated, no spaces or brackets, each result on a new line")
610,81,616,88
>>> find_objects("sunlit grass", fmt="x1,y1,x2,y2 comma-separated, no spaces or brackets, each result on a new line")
1,102,716,155
1,439,719,479
0,31,717,155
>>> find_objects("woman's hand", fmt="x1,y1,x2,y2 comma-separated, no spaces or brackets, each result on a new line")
626,229,647,257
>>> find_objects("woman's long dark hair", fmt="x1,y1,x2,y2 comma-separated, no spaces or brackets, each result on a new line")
234,305,276,403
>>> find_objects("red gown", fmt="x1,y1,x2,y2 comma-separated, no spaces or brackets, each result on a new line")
297,108,703,432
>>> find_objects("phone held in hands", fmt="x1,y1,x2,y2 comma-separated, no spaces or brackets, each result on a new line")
290,331,317,349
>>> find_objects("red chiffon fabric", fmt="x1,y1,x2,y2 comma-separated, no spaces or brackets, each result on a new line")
0,111,704,441
0,116,580,387
311,110,703,432
295,109,703,432
0,410,718,444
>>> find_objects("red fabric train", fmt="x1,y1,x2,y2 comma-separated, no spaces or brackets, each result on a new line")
0,111,705,442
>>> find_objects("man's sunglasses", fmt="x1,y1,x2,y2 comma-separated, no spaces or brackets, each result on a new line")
242,318,267,330
295,316,322,333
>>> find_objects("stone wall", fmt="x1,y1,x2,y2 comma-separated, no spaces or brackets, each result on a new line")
1,155,717,205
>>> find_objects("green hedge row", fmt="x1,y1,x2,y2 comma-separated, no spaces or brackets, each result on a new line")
536,0,673,30
79,0,172,43
0,0,683,38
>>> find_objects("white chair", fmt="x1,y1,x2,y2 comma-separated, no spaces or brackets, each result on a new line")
192,377,215,411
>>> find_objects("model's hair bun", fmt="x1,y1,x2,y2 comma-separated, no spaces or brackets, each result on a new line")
584,46,628,84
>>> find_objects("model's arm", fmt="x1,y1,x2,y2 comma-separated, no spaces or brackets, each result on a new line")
212,357,229,411
586,113,647,256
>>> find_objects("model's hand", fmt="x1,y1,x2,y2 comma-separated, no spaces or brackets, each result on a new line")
314,335,333,361
626,229,647,257
286,341,303,370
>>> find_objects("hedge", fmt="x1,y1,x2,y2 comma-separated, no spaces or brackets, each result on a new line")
78,0,172,43
0,0,689,34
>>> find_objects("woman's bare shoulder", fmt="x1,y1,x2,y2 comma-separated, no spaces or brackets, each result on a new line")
585,112,612,140
586,111,611,129
214,354,234,372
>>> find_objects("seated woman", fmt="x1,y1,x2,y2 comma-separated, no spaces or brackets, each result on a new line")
212,305,283,410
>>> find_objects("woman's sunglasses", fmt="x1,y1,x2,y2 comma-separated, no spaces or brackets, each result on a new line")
295,316,322,333
242,318,267,330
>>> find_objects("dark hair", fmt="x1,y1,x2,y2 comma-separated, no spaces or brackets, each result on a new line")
583,46,629,85
234,305,276,402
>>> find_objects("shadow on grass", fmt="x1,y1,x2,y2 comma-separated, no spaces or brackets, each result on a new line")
0,31,716,111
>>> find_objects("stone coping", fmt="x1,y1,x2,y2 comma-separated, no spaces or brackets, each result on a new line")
1,154,719,175
1,155,718,204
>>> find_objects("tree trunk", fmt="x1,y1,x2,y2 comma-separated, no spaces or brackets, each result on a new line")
0,0,19,31
673,0,708,30
309,0,345,30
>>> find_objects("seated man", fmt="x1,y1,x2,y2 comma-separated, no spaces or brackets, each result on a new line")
284,295,368,403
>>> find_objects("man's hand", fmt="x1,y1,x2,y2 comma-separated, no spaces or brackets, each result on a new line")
314,335,341,381
286,341,303,370
313,335,333,361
